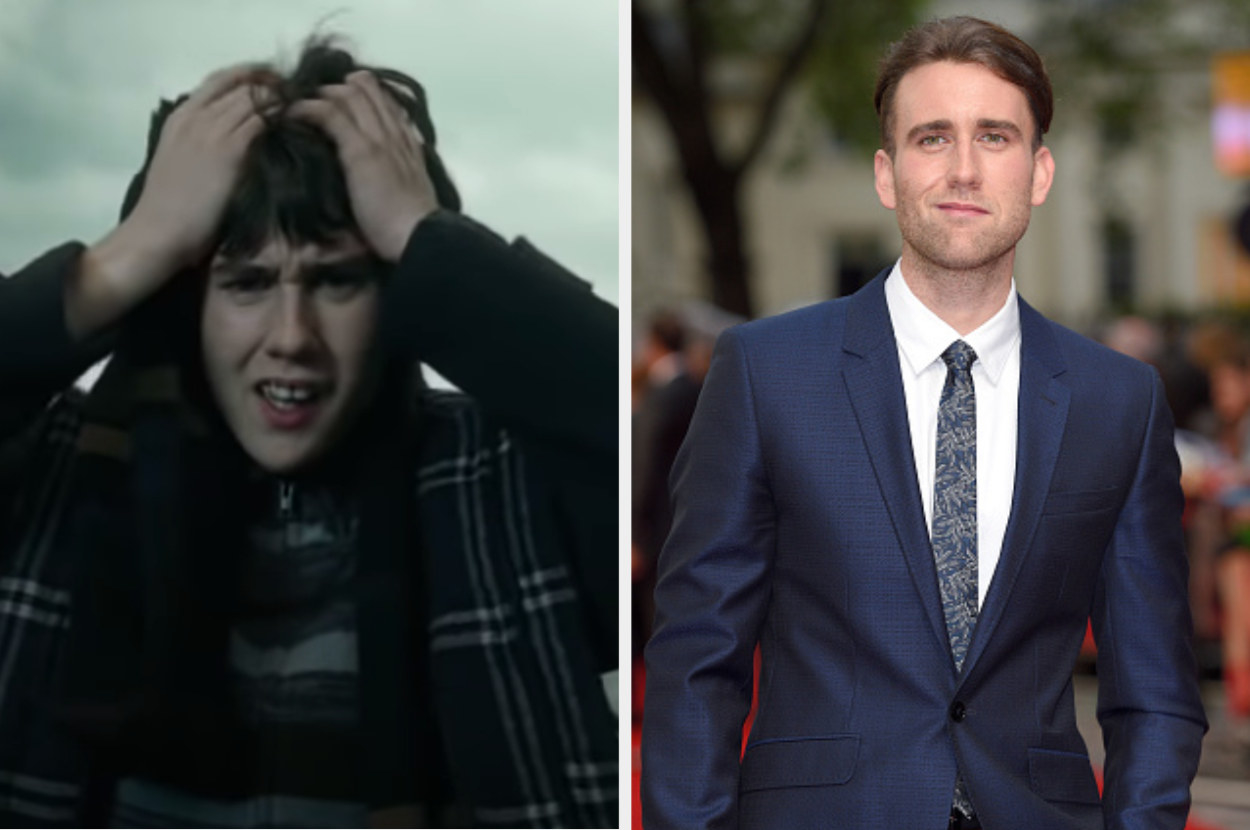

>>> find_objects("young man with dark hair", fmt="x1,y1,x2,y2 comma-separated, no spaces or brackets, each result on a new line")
0,39,616,828
642,16,1205,829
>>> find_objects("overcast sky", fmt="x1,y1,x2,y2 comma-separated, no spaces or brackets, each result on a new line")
0,0,618,300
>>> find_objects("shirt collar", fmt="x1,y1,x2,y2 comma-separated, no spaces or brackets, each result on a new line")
883,259,1020,386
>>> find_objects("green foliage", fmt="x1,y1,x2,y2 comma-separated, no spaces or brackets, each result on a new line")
697,0,806,53
804,0,929,154
636,0,928,158
1035,0,1250,151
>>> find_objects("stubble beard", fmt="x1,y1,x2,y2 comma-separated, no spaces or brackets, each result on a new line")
893,178,1035,296
899,205,1030,286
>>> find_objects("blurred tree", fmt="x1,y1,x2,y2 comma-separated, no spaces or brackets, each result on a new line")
633,0,925,317
1035,0,1250,156
1032,0,1250,308
635,0,1247,317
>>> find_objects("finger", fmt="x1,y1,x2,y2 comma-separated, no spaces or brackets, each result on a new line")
230,109,268,149
380,86,430,146
366,72,430,148
202,84,268,140
375,70,418,104
163,83,251,142
286,98,365,156
351,76,429,179
348,74,431,187
316,81,388,142
346,70,410,144
184,62,274,111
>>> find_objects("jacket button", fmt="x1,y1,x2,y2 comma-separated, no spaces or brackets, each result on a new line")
950,701,967,722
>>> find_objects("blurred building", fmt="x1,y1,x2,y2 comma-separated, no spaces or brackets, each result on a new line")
633,0,1250,330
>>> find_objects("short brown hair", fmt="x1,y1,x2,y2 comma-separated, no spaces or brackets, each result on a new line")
874,16,1053,155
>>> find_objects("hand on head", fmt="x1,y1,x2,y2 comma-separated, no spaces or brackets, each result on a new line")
286,70,441,263
124,63,278,274
71,63,278,340
128,62,439,275
75,55,442,343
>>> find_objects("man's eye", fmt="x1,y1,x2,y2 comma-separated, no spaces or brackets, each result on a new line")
320,272,365,288
981,133,1008,145
320,282,363,300
224,276,273,293
311,268,377,299
216,271,276,301
919,135,946,146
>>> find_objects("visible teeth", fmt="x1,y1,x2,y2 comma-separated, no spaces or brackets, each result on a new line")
261,382,318,407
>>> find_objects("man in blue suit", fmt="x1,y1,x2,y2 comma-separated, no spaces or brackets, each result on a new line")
641,16,1207,829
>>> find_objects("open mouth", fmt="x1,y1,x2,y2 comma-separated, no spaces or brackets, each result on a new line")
254,380,330,429
257,380,325,409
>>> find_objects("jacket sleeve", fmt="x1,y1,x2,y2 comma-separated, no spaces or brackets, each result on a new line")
382,210,618,664
0,243,115,514
1092,370,1208,829
382,210,616,458
641,327,775,830
0,242,115,399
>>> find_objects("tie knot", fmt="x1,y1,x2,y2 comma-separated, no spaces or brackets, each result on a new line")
941,340,977,375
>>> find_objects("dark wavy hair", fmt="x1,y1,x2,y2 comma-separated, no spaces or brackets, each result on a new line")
120,34,460,257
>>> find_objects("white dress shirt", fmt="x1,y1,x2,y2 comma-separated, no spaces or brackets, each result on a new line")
883,262,1021,608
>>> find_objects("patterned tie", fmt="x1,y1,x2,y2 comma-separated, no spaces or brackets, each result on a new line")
933,339,978,821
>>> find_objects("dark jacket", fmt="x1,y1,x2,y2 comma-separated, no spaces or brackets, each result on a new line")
642,273,1204,829
0,210,618,827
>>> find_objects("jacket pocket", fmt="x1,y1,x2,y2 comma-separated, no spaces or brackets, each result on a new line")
1042,486,1120,516
1028,747,1101,804
739,734,860,792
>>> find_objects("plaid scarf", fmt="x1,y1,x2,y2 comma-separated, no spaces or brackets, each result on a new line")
56,296,444,819
4,278,616,826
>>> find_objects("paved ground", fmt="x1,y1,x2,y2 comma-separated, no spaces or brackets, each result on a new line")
1075,673,1250,828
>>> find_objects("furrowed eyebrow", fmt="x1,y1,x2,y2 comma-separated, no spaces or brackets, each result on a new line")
302,256,384,284
211,263,276,282
209,255,382,283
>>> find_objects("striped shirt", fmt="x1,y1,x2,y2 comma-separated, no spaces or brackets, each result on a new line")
113,481,372,826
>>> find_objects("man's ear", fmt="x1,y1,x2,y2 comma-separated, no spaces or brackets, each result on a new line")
874,149,897,210
1031,146,1055,207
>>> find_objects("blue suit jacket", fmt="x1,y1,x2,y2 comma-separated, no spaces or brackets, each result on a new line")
641,274,1207,829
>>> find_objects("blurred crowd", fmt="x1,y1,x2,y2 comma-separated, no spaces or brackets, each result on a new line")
632,304,1250,726
1103,311,1250,720
631,306,741,668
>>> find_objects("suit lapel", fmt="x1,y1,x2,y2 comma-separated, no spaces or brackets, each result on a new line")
841,276,950,656
961,298,1069,676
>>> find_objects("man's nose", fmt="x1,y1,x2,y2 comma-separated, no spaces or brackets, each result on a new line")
265,285,319,360
947,140,981,188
